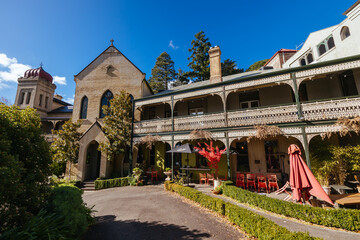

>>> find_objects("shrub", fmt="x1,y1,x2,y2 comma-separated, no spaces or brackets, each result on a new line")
48,184,94,238
222,184,360,231
0,209,71,240
95,177,131,190
0,105,53,232
165,183,317,239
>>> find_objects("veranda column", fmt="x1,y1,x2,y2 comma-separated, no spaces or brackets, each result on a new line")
222,86,231,179
129,98,135,173
292,72,311,169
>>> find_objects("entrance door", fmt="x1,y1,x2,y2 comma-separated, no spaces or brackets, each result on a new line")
85,141,101,180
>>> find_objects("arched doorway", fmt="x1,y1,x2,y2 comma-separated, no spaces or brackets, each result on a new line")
85,141,101,180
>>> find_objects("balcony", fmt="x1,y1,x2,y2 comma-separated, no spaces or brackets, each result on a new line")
302,96,360,121
133,97,360,135
227,104,298,127
174,112,225,131
134,118,172,134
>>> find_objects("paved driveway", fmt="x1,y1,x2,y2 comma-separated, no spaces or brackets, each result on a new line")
82,185,246,240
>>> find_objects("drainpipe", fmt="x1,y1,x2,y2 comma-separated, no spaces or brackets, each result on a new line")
171,95,174,180
129,98,135,174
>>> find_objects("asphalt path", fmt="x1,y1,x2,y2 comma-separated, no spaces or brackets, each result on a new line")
82,185,246,240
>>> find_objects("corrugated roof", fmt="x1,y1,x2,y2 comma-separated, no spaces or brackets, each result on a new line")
48,106,73,114
152,69,282,97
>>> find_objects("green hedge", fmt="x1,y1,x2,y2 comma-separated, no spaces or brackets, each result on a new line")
164,182,317,240
95,177,130,190
222,182,360,231
1,184,93,240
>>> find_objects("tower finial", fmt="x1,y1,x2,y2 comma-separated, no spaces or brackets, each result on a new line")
110,39,114,46
40,62,43,68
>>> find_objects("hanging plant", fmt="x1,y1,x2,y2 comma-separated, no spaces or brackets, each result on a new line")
140,134,161,149
189,129,213,141
337,116,360,137
247,125,284,142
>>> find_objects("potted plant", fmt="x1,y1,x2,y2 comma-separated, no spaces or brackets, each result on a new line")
315,162,333,195
164,167,172,181
132,167,144,186
195,141,226,189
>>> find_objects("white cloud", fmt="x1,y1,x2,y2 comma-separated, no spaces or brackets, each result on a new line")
168,40,179,50
0,53,17,67
53,76,67,85
63,94,74,105
0,53,31,88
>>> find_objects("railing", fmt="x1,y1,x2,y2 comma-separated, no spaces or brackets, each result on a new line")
302,97,360,121
227,104,298,127
133,97,360,134
174,112,226,131
133,118,172,134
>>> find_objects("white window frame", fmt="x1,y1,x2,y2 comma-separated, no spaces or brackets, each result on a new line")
240,100,259,109
189,107,204,115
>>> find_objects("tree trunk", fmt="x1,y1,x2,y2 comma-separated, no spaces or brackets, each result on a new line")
68,162,72,181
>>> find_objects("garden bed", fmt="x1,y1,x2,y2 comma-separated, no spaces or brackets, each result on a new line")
164,181,318,239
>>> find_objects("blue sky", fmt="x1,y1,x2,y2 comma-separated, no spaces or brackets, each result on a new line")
0,0,353,104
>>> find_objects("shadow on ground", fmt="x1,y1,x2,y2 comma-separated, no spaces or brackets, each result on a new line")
83,215,212,240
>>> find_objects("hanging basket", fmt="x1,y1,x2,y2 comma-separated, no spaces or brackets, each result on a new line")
189,129,213,141
247,125,284,142
140,134,161,149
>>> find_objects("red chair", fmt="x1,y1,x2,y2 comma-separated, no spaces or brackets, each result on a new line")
267,174,279,192
207,173,215,185
199,173,207,184
236,173,245,189
246,173,256,191
257,176,268,193
151,171,158,182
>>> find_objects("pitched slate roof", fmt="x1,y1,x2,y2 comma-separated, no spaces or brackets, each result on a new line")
48,105,73,114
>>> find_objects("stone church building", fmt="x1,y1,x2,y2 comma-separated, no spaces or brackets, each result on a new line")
14,41,153,181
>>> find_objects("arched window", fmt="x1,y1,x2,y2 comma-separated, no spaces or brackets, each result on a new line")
327,37,335,50
307,53,313,64
99,90,113,118
80,96,88,119
300,58,306,66
318,44,326,56
340,26,350,40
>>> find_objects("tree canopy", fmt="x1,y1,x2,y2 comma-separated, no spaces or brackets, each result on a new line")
221,59,244,76
245,59,269,72
51,119,82,179
99,91,132,161
0,104,52,231
148,52,177,93
187,31,211,82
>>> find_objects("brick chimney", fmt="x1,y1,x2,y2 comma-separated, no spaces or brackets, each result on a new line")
209,46,222,84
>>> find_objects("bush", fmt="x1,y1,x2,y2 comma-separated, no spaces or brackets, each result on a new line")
95,177,131,190
0,209,71,240
48,184,94,238
165,182,317,239
222,184,360,231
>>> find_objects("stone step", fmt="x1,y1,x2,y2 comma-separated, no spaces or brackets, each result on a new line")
81,181,95,191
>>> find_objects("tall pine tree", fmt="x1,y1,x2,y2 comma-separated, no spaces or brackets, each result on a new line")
221,59,244,76
187,31,211,82
148,52,177,93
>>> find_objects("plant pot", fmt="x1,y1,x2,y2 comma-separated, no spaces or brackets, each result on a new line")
322,186,331,195
214,179,221,189
164,171,172,181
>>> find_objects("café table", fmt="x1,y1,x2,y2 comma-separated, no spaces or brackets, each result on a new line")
179,167,211,184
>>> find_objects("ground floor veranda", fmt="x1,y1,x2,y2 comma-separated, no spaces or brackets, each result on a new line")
131,123,360,183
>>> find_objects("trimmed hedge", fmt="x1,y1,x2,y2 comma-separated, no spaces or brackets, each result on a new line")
164,182,318,240
222,182,360,231
95,177,130,190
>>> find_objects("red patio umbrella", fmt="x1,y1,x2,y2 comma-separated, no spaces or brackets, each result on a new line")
288,144,334,205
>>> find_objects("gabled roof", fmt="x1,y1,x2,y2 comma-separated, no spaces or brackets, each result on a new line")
343,0,360,15
264,49,297,66
48,105,73,114
53,97,72,106
74,44,145,78
79,120,104,140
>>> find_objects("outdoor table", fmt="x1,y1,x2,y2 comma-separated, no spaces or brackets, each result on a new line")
330,184,353,194
180,167,211,184
329,193,360,205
